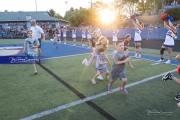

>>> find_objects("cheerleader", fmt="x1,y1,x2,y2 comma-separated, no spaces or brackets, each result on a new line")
87,26,92,48
81,26,86,47
72,27,76,46
112,27,119,53
158,21,178,64
63,27,67,44
131,18,144,58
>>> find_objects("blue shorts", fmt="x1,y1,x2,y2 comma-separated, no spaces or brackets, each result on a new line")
96,66,108,72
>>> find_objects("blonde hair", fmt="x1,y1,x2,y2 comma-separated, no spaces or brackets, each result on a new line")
96,36,109,49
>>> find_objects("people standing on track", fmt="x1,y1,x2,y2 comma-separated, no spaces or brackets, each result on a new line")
157,21,178,64
71,27,76,46
131,18,144,58
30,19,45,63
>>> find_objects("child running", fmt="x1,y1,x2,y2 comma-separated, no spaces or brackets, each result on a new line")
23,30,39,74
91,48,110,84
162,54,180,107
108,40,134,94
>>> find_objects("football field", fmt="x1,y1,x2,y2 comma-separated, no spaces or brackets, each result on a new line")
0,39,180,120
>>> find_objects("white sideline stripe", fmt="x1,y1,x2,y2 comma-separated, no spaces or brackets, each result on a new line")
0,46,23,50
151,63,161,66
42,53,90,60
20,69,177,120
132,59,141,61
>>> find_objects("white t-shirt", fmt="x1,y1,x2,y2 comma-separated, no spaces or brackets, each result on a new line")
30,25,44,39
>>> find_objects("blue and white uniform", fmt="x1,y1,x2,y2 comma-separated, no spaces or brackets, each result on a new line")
163,29,176,48
82,31,86,39
112,31,118,42
63,30,66,38
87,31,92,39
72,30,76,38
134,27,142,42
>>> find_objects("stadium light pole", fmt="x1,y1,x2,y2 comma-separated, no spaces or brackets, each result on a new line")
35,0,37,11
65,1,68,21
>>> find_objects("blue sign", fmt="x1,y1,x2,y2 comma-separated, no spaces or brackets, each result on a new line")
163,4,180,9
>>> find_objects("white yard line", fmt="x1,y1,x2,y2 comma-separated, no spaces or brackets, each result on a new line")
151,63,161,66
20,69,177,120
132,59,141,61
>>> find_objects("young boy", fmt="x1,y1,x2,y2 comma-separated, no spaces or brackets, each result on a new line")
108,40,134,94
91,48,110,84
23,30,39,74
162,54,180,107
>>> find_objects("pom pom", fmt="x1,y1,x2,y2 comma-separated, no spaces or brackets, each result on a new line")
160,13,169,21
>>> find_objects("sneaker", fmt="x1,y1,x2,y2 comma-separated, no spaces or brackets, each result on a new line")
108,84,112,91
82,58,87,64
64,42,66,44
165,60,171,64
157,59,164,62
34,70,38,74
134,53,138,58
120,88,128,95
162,72,173,81
97,75,103,80
177,102,180,107
73,44,76,46
137,54,141,58
91,78,96,84
175,93,180,101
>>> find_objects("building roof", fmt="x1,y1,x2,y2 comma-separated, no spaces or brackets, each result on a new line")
0,11,67,22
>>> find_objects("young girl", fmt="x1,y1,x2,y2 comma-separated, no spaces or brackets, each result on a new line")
53,33,58,49
23,30,39,74
72,27,76,46
112,27,119,53
91,48,110,84
82,36,109,67
63,27,67,44
131,18,144,58
157,21,178,64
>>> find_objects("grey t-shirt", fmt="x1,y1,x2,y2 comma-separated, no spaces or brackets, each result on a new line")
25,38,39,54
111,51,128,73
96,54,108,68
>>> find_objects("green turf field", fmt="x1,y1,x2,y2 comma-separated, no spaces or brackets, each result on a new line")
0,39,180,120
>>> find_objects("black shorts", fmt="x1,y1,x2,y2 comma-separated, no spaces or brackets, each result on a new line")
38,38,42,48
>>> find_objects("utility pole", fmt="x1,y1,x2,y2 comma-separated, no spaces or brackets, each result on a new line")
35,0,37,11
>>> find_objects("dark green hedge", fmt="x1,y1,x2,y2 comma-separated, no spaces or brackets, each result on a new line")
165,8,180,20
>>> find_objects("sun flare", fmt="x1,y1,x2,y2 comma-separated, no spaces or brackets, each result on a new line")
100,9,115,24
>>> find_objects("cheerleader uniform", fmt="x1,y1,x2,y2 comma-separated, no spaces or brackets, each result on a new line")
163,29,175,48
112,31,118,42
87,31,92,40
134,27,142,42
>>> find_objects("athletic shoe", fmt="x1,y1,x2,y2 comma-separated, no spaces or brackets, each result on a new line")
82,58,87,65
34,70,38,74
97,75,103,80
157,59,164,62
175,93,180,101
64,42,66,44
73,44,76,46
134,53,138,58
165,60,171,64
162,72,173,81
120,88,128,95
177,102,180,107
91,78,96,84
137,54,141,58
108,84,112,91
